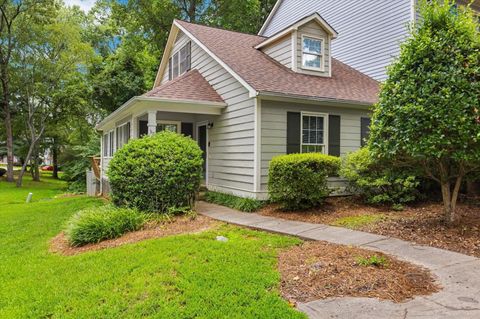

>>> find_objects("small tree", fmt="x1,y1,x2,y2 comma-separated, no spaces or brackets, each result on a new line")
369,0,480,223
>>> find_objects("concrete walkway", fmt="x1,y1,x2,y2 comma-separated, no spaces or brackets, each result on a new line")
196,201,480,319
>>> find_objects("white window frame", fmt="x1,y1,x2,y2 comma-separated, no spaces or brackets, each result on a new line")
301,34,325,72
300,111,329,154
156,120,181,133
169,42,191,80
116,122,131,150
103,130,115,158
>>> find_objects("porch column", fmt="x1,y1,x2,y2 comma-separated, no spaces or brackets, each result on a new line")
147,110,157,135
131,115,138,139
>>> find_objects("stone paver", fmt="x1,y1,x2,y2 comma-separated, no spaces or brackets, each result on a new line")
196,201,480,319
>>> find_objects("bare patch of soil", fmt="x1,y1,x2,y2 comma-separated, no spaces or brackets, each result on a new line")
279,241,439,304
261,198,480,257
50,215,218,256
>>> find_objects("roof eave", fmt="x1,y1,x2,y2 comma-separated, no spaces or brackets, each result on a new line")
96,96,227,131
257,91,375,109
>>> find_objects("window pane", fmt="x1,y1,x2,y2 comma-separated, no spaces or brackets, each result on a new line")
103,134,108,157
157,124,178,133
172,52,179,79
303,37,321,54
303,53,321,68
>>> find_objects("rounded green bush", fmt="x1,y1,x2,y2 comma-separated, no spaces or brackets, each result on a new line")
340,148,420,206
107,131,203,213
65,206,147,246
268,153,340,210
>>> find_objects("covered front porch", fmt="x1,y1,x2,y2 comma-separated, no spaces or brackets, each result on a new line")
96,69,227,194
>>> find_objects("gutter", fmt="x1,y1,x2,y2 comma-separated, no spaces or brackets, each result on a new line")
257,91,375,108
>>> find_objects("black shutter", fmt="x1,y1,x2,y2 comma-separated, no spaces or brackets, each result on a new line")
139,120,148,137
181,122,193,137
361,117,371,147
168,57,172,81
328,115,341,157
286,112,301,154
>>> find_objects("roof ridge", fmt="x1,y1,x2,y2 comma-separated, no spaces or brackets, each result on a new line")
175,19,267,40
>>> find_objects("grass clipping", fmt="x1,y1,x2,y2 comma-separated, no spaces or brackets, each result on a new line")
278,241,439,304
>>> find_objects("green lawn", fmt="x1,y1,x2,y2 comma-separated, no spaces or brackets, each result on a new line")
0,175,305,318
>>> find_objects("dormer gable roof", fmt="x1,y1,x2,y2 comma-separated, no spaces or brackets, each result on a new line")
255,12,337,50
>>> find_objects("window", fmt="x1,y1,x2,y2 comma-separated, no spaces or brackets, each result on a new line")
168,42,191,80
301,113,327,153
302,36,324,70
103,134,108,157
361,117,371,147
156,121,180,133
109,131,114,157
116,122,131,150
103,130,115,157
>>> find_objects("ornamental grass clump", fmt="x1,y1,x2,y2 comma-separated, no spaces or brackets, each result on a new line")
65,206,147,246
268,153,340,210
107,131,203,213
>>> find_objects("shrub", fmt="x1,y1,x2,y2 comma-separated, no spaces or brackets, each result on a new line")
203,191,264,212
65,206,147,246
268,153,341,210
340,148,420,207
356,255,388,268
107,131,203,213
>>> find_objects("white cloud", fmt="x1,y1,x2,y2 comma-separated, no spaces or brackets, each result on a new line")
64,0,97,12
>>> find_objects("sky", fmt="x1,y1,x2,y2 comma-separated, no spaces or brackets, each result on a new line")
64,0,97,12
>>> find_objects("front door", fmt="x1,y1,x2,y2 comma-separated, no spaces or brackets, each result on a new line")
198,125,207,178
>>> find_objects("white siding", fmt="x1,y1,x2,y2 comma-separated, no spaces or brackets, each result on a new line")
261,0,413,81
260,99,371,191
262,35,292,68
159,30,256,195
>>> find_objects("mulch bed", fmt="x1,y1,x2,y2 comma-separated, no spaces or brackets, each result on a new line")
278,241,439,304
261,197,480,257
50,215,218,256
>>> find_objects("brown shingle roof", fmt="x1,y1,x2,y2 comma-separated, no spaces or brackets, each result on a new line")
144,69,225,103
176,20,379,105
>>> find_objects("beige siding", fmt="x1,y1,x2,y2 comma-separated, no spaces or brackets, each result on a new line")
262,35,292,68
296,20,331,77
260,99,371,191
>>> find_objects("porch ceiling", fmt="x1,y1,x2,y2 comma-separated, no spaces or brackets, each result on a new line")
96,96,226,131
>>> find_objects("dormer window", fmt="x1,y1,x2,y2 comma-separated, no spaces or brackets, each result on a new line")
168,42,191,80
302,35,324,70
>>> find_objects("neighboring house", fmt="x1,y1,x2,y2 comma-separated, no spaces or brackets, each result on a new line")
96,13,379,199
260,0,480,81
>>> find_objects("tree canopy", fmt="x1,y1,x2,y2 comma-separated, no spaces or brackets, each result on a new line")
369,0,480,222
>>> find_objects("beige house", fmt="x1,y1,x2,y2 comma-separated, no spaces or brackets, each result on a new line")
96,13,379,199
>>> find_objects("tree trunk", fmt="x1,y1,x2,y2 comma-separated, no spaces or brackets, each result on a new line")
3,96,14,182
52,141,58,179
440,176,463,224
32,154,40,181
16,142,36,187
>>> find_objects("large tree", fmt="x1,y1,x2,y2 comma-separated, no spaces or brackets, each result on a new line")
13,4,94,186
369,0,480,223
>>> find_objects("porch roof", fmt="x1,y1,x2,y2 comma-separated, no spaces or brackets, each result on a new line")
96,70,226,131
